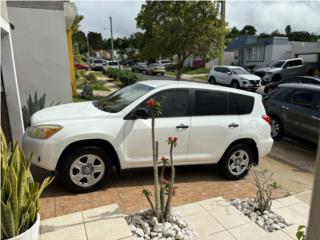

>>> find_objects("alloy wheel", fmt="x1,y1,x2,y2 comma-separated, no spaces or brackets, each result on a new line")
227,150,249,176
69,154,105,188
271,120,280,138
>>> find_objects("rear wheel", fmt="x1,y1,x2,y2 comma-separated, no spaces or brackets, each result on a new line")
209,76,216,84
219,144,252,180
272,74,281,82
271,117,284,140
59,146,111,193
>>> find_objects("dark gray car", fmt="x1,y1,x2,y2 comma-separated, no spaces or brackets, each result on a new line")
263,84,320,143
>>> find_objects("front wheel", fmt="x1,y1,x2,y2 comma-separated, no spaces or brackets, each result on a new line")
219,144,252,180
231,81,240,89
59,146,111,193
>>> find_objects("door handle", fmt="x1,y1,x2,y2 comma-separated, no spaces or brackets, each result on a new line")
228,123,239,128
312,116,320,121
176,124,189,129
281,105,290,110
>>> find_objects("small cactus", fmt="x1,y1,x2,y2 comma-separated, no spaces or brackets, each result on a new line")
1,129,54,239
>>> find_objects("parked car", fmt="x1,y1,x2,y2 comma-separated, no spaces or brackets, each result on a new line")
131,62,148,73
263,84,320,143
264,76,320,94
157,60,172,67
208,66,261,91
146,63,166,75
90,59,104,71
104,60,122,70
23,81,273,193
254,58,319,84
75,63,89,70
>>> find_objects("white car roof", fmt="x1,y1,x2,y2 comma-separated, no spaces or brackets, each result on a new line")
214,65,244,69
139,80,259,97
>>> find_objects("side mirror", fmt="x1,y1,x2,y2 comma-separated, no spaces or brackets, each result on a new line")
227,71,232,75
135,107,149,119
283,65,288,69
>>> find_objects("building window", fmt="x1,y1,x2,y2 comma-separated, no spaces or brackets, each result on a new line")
245,45,265,61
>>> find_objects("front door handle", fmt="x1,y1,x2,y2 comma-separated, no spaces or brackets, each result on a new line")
176,124,189,129
281,105,290,110
312,116,320,121
228,123,239,128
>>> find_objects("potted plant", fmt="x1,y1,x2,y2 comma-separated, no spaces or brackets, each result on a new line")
1,130,53,240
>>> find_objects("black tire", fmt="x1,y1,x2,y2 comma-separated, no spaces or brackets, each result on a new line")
271,117,284,141
209,76,216,84
59,146,111,193
307,69,315,76
231,80,240,89
219,144,253,180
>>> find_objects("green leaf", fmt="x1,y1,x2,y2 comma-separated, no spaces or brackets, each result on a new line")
1,201,16,238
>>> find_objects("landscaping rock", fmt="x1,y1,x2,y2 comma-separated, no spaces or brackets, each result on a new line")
126,209,196,240
230,198,291,232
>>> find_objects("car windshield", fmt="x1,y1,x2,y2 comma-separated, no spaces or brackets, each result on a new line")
231,67,248,74
108,62,119,66
94,60,102,63
267,61,285,68
94,83,154,113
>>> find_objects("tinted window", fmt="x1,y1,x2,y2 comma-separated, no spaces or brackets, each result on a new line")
314,95,320,111
293,60,303,66
194,90,228,116
214,67,223,73
290,90,313,108
141,90,189,118
270,87,293,102
284,77,300,83
230,93,254,114
94,60,102,63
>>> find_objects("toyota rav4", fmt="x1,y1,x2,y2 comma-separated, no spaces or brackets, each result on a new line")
23,81,273,193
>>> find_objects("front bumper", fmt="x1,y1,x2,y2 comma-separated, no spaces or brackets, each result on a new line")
22,133,62,171
152,69,166,74
261,75,272,83
241,81,261,90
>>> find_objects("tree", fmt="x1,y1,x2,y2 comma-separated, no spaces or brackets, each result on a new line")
228,26,240,39
73,31,87,54
271,29,285,37
285,25,292,35
136,1,225,80
259,32,271,38
240,25,257,35
88,32,103,51
288,31,318,42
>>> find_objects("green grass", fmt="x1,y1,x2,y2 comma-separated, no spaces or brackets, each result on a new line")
91,82,110,91
165,71,176,77
192,76,208,81
183,67,209,75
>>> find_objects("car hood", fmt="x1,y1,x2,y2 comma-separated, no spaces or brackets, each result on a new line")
31,101,108,125
237,74,261,80
255,67,282,73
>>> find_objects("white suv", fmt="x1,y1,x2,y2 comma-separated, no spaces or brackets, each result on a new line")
209,66,261,91
22,81,273,193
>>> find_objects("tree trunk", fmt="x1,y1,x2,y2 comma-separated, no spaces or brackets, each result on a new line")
175,54,184,80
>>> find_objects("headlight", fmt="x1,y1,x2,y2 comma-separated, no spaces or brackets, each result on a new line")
28,125,62,139
240,78,248,81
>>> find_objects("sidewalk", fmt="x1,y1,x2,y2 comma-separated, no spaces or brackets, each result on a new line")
40,195,309,240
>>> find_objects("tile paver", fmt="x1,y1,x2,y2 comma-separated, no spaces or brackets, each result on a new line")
208,230,237,240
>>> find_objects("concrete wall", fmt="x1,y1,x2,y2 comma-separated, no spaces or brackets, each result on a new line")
206,52,235,69
7,6,72,107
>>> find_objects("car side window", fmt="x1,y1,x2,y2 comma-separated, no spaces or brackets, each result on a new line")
230,93,254,114
214,67,222,73
194,90,229,116
313,95,320,111
283,61,291,68
270,87,293,102
285,77,299,83
290,90,314,108
140,89,189,118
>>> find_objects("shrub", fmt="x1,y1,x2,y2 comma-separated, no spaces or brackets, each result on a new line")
87,72,97,82
104,68,121,80
118,70,138,86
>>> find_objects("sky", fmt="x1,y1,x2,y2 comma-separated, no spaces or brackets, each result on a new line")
74,0,320,39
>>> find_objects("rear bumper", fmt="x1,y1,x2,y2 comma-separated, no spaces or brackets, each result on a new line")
258,137,273,158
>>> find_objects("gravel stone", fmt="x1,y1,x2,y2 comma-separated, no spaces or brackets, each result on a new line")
230,199,291,232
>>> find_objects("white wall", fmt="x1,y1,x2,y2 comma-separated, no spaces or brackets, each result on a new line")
7,6,72,107
206,52,235,69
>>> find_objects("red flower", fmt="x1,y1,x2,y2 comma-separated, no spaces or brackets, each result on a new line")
172,186,178,196
168,137,173,142
173,137,178,142
168,136,178,143
148,98,155,108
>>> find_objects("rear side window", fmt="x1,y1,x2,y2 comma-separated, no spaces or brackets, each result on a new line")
230,93,254,114
290,90,314,108
270,87,293,102
194,90,228,116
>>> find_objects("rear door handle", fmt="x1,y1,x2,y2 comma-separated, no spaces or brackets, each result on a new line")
176,124,189,129
312,116,320,121
228,123,239,128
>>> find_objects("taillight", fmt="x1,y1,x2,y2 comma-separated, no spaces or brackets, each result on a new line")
262,115,272,126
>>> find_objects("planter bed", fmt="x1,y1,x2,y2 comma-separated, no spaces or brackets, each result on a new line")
230,198,291,232
126,209,196,240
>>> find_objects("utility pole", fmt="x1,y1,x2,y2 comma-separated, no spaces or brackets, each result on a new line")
86,32,90,60
218,0,226,65
109,16,114,61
